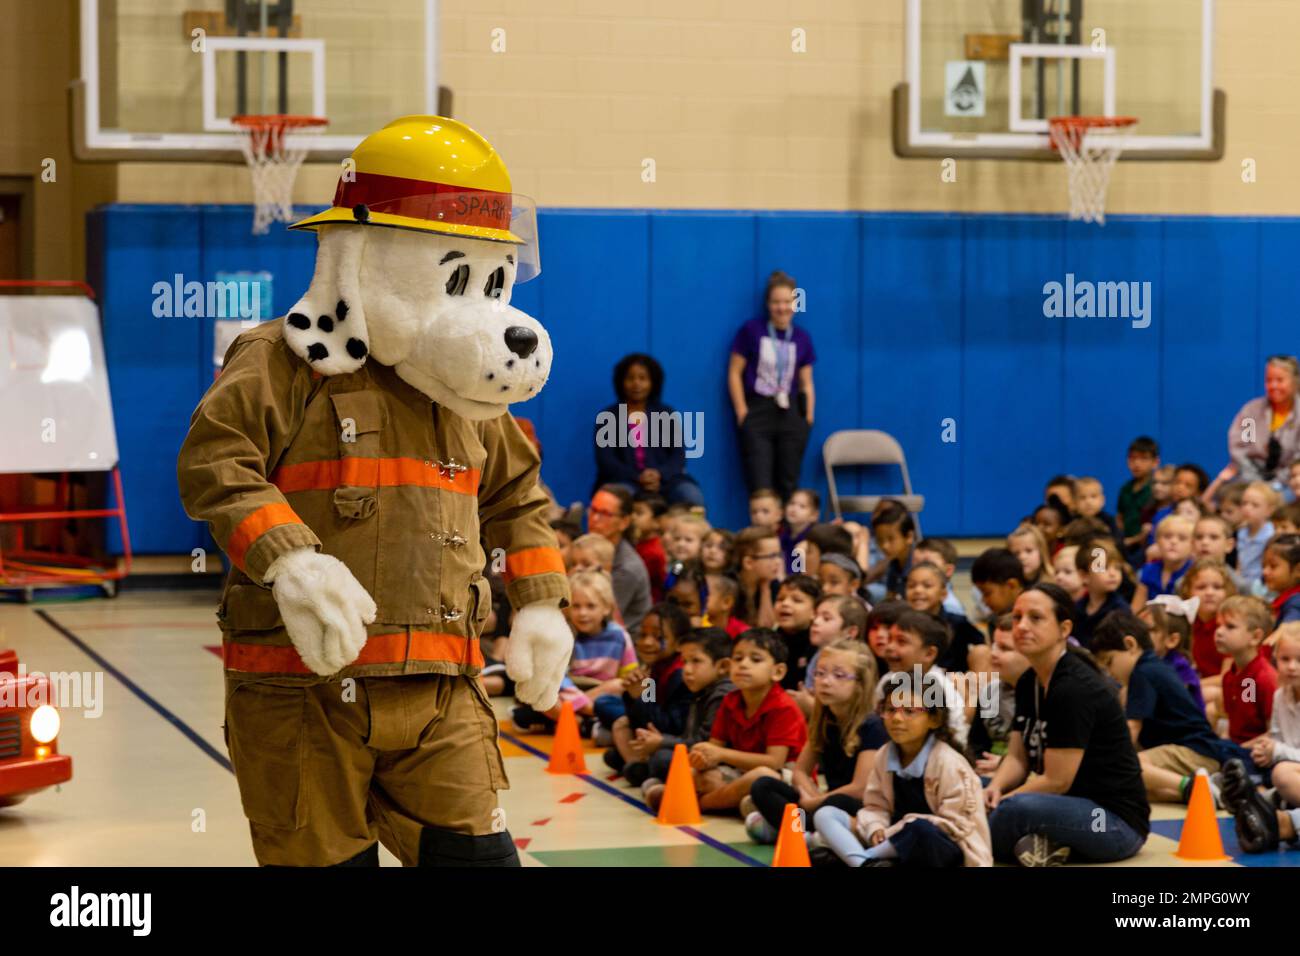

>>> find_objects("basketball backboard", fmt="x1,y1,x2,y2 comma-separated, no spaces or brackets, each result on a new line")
75,0,440,161
896,0,1222,160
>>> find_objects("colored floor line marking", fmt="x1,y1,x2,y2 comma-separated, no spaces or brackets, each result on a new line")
499,728,766,868
560,792,585,803
36,609,234,774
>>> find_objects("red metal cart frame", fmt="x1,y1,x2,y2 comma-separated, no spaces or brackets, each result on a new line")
0,280,132,597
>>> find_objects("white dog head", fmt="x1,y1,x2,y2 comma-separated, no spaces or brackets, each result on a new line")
282,224,551,419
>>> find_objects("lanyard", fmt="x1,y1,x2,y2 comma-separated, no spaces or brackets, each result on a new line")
767,321,792,391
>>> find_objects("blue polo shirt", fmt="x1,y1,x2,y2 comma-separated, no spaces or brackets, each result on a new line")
1138,559,1193,599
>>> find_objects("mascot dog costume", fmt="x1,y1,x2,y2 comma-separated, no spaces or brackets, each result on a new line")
178,116,573,867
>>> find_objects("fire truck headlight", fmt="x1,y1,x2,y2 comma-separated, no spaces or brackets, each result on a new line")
30,705,60,744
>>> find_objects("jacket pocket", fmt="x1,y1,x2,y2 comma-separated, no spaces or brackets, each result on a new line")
224,681,307,829
219,583,283,632
330,390,385,464
333,486,378,520
470,576,492,634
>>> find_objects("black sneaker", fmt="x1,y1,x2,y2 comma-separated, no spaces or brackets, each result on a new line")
1220,758,1280,854
1014,833,1070,867
860,857,898,867
809,846,844,868
602,747,626,773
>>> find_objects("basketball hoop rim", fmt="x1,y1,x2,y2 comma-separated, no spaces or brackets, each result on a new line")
230,114,329,137
1048,115,1138,151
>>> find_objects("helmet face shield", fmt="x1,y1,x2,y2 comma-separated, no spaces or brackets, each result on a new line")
505,195,540,283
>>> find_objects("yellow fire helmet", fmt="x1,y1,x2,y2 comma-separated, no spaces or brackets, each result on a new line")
290,115,540,281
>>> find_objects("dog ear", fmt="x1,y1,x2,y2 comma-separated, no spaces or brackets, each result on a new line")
284,226,370,375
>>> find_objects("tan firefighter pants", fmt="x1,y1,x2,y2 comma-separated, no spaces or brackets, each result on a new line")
222,672,510,866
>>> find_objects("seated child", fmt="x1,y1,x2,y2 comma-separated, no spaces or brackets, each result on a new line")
1274,502,1300,536
865,600,908,678
1217,595,1279,745
873,501,917,599
665,560,705,625
1073,537,1131,647
971,548,1028,640
639,628,734,810
780,488,820,574
817,552,867,607
1140,596,1206,712
802,523,856,577
773,574,821,691
569,533,615,574
1263,534,1300,624
733,526,782,628
913,537,967,620
1073,476,1123,546
1223,622,1300,853
791,594,868,717
813,669,993,867
1052,545,1086,601
686,629,808,813
703,573,749,638
879,610,971,749
550,516,581,568
1092,611,1227,806
748,487,783,535
511,570,636,732
746,638,884,844
1139,515,1195,599
969,614,1029,777
606,602,692,784
1237,482,1280,591
631,492,669,601
1193,514,1246,592
1009,523,1056,587
664,513,710,591
904,560,988,673
700,528,736,575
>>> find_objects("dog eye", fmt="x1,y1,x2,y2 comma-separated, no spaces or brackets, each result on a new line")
483,267,506,299
445,264,470,296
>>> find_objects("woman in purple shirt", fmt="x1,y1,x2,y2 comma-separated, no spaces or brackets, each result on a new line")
728,270,817,499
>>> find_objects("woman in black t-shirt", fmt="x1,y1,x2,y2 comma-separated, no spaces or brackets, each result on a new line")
984,584,1150,866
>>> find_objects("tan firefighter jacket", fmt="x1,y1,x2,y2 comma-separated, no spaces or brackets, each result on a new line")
177,321,569,680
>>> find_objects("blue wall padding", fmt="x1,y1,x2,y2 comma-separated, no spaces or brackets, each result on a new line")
86,205,1292,553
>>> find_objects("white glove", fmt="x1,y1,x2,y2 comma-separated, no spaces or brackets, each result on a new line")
505,599,573,710
263,548,377,676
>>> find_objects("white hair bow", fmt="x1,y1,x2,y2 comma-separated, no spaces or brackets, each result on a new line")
1148,594,1201,621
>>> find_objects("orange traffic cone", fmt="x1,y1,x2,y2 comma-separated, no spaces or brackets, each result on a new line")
1175,768,1228,861
546,701,588,775
655,743,702,825
771,803,811,867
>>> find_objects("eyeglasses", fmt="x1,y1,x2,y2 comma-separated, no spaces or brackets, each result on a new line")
812,668,856,683
589,506,621,519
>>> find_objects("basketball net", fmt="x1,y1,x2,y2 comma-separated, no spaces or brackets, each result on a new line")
232,116,326,235
1048,117,1137,226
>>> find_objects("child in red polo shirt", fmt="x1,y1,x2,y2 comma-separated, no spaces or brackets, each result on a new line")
1217,596,1279,744
689,628,807,812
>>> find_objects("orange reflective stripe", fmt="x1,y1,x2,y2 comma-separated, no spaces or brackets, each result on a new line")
271,457,480,496
228,503,305,570
223,631,480,672
503,546,566,582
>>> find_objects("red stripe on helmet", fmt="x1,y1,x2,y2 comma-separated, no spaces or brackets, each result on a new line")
333,172,512,231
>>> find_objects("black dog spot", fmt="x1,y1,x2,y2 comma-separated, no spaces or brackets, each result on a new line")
336,300,349,321
287,312,311,330
307,342,329,362
346,338,368,359
318,315,334,333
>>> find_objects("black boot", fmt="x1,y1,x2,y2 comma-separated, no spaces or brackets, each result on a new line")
1221,758,1280,854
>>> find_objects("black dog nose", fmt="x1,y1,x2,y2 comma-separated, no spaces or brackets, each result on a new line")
504,326,538,359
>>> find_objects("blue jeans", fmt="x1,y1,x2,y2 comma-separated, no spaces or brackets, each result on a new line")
607,474,704,507
989,793,1146,863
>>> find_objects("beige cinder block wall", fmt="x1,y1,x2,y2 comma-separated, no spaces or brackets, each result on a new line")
82,0,1300,220
0,2,114,278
